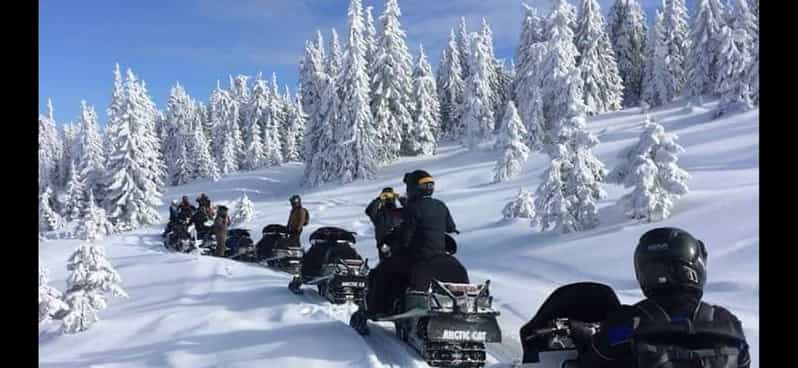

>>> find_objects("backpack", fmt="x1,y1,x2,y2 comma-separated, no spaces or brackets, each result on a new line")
631,299,747,368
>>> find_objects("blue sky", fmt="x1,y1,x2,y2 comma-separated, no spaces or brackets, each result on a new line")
40,0,683,126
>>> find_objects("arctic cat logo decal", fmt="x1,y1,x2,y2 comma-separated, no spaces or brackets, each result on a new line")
442,330,487,341
340,282,365,287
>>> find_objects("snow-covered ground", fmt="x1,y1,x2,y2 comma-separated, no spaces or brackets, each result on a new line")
39,100,759,367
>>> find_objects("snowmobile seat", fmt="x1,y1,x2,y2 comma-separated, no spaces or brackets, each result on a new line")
408,253,469,292
520,282,621,364
262,224,290,236
310,226,357,245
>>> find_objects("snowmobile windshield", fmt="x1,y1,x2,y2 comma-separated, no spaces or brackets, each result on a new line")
521,282,621,336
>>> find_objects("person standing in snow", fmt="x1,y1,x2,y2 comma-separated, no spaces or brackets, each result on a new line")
286,195,309,247
163,199,180,237
580,227,751,368
212,205,231,257
364,187,404,261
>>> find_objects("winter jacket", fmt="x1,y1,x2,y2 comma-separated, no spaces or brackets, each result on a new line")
583,294,751,368
287,206,309,236
390,196,457,261
212,215,231,235
365,198,404,244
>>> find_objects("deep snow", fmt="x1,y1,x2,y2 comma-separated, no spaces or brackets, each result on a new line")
39,99,758,367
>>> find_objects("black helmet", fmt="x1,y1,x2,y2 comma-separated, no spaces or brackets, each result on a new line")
403,170,434,199
634,227,708,299
289,194,301,206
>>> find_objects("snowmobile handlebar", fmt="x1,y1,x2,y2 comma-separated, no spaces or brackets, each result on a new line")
523,318,599,342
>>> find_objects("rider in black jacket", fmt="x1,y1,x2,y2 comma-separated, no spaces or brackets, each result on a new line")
580,228,751,368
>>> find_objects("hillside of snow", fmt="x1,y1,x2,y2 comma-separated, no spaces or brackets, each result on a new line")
39,100,759,367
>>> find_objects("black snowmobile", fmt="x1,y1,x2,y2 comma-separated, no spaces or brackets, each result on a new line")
350,235,501,368
192,208,216,250
519,282,621,367
289,227,370,304
163,216,198,253
222,228,256,260
256,224,304,275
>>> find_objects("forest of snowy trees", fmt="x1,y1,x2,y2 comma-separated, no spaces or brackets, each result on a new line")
40,0,759,237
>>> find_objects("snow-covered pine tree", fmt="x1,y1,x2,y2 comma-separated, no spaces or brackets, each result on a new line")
101,69,164,231
189,118,220,181
39,99,63,193
456,17,472,82
370,0,413,161
641,11,675,107
545,0,578,38
208,83,240,169
686,0,727,102
281,86,303,162
364,6,378,70
262,84,284,167
462,32,496,150
436,28,465,140
478,19,510,129
59,121,82,192
515,4,548,149
539,0,582,141
105,63,125,162
328,28,343,84
502,188,536,220
163,83,195,185
63,160,86,222
493,101,530,183
292,92,307,161
607,116,689,221
61,243,128,334
219,129,239,174
299,34,328,165
662,0,691,98
39,263,69,323
748,31,759,106
535,63,606,233
75,101,106,200
231,193,257,225
74,190,115,241
40,186,64,233
243,115,265,170
409,45,439,156
575,0,624,115
715,24,753,116
279,85,300,162
303,72,339,187
606,0,648,107
133,77,167,186
269,73,289,164
333,0,379,183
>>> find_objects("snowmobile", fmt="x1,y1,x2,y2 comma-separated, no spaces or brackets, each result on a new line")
163,216,198,253
350,235,500,368
256,224,304,275
518,282,621,367
289,226,370,304
223,228,256,260
192,208,216,249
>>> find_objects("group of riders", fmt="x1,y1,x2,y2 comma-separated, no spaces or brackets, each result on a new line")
162,169,751,368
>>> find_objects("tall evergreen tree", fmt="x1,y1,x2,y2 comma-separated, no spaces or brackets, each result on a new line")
163,83,194,185
436,28,465,140
101,69,164,231
606,0,648,107
370,0,413,161
333,0,379,183
662,0,691,97
409,45,439,156
39,99,63,193
63,160,86,222
575,0,624,115
456,17,472,82
364,6,378,68
642,11,675,108
462,32,496,149
303,73,339,187
299,35,328,166
686,0,727,102
715,24,753,115
328,28,343,83
189,119,220,182
493,101,530,183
